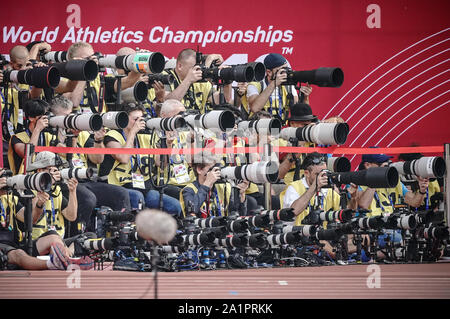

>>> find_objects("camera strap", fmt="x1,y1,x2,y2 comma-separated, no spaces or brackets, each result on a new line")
85,81,100,114
172,70,200,112
0,201,7,229
145,99,157,118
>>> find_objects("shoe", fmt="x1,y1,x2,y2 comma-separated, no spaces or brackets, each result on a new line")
50,242,94,270
50,242,69,270
67,256,94,270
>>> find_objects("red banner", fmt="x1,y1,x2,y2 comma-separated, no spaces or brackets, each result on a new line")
2,0,450,168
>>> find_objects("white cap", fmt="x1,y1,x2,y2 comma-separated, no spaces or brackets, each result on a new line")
27,151,59,170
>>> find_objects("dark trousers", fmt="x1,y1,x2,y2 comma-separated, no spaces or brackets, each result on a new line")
68,182,131,236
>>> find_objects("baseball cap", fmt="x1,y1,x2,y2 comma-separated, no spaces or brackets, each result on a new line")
28,151,64,170
361,153,393,164
263,53,287,70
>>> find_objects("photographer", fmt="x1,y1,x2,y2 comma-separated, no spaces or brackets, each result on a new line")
278,102,318,185
104,46,166,113
49,95,131,236
281,152,341,225
103,103,182,215
8,98,57,174
180,152,248,217
165,49,230,113
1,45,47,144
14,151,78,241
397,152,443,211
246,53,312,122
63,41,104,113
237,110,281,210
0,168,93,270
153,99,195,200
356,153,429,215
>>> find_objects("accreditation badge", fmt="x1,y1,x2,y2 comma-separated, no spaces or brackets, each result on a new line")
72,158,85,168
132,173,146,189
173,164,190,184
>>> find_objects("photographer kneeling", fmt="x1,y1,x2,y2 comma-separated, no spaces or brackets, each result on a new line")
180,152,248,217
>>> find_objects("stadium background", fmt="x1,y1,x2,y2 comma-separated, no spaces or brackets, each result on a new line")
1,0,449,167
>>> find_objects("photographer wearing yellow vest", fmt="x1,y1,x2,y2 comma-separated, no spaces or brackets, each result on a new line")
0,169,92,270
8,98,56,175
49,95,131,236
281,152,341,226
356,153,429,216
180,152,248,218
165,49,232,114
103,103,182,215
278,103,318,185
246,53,311,122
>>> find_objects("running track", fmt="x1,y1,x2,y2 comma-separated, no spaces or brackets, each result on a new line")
1,262,449,299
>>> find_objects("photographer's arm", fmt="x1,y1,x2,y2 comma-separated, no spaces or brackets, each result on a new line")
289,185,316,216
87,129,106,164
248,81,276,114
278,154,294,180
16,192,49,224
64,81,86,109
61,178,78,222
54,78,80,94
404,178,429,207
113,71,141,92
357,188,376,210
165,67,203,101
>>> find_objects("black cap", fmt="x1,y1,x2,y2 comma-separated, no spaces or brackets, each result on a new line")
287,103,318,122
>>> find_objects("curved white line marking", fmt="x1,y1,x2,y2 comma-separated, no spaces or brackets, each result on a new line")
350,67,450,146
343,40,449,122
324,28,450,119
387,101,450,147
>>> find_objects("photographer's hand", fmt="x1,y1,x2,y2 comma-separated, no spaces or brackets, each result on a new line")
236,180,249,203
130,116,146,136
67,178,78,193
186,66,203,84
418,177,429,194
0,170,7,189
273,68,287,86
152,80,166,102
49,167,61,183
315,170,329,191
204,54,224,68
34,115,49,133
203,167,221,189
35,191,49,210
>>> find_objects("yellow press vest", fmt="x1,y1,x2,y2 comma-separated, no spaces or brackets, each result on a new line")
361,181,404,217
76,75,106,113
8,130,56,175
106,130,153,187
180,182,232,218
245,81,290,120
2,84,29,134
0,194,23,242
167,70,212,114
279,180,340,227
32,186,65,239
